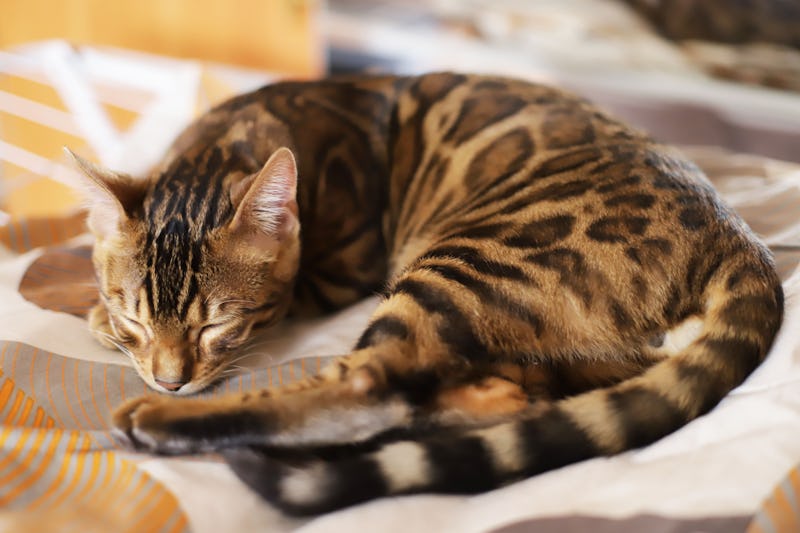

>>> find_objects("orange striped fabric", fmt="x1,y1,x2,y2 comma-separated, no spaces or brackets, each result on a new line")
0,340,328,531
748,465,800,533
0,346,189,532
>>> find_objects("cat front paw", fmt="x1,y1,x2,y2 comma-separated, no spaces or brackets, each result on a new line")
112,396,203,454
111,394,264,455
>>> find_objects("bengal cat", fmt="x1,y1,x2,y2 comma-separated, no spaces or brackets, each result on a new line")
66,73,783,515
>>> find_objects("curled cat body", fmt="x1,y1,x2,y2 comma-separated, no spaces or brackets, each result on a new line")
67,73,783,515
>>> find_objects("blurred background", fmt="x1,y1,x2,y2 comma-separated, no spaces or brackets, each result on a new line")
1,0,799,222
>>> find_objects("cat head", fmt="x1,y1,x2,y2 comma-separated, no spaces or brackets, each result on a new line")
65,147,301,394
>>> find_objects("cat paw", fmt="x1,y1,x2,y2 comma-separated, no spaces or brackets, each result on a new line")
111,394,263,455
111,395,213,455
88,303,119,349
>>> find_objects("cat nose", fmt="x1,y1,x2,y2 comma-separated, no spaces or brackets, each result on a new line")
155,378,187,392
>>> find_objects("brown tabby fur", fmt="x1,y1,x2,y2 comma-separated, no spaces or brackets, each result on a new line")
67,73,783,514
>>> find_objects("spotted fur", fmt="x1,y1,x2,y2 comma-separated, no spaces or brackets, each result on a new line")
67,73,783,514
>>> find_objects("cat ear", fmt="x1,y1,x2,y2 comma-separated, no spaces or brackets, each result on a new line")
230,147,299,243
63,148,146,239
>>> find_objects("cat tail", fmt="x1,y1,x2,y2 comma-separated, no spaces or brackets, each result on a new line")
223,253,783,516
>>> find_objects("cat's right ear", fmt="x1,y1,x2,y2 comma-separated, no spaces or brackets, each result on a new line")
229,147,299,247
63,148,146,239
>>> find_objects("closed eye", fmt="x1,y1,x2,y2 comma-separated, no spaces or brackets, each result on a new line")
199,322,247,352
120,315,143,327
217,300,257,314
110,316,147,345
200,323,226,337
243,301,277,314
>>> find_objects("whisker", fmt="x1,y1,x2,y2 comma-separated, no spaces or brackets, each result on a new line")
224,352,266,366
239,338,280,350
232,351,266,361
93,331,135,359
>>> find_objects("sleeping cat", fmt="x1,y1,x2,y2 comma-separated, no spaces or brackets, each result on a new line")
66,73,783,514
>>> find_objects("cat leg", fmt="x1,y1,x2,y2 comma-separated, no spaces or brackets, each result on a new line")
112,346,426,454
111,360,546,455
112,300,544,455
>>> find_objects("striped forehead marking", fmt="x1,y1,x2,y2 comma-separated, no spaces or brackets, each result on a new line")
143,146,236,318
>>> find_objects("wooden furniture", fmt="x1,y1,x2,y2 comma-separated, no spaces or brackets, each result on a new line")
0,0,324,76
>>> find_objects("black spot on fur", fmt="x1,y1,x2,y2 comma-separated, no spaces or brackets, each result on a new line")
661,284,686,322
604,193,656,209
423,262,543,337
610,300,634,329
503,215,576,248
423,263,491,298
532,148,602,178
419,245,528,281
596,174,641,194
444,94,527,144
526,180,593,204
541,107,596,149
465,128,534,189
643,238,673,255
527,248,586,274
626,239,672,268
652,174,685,190
678,208,706,230
527,248,593,305
586,216,649,244
625,247,643,265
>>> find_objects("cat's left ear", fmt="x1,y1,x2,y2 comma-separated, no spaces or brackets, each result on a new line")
230,147,299,244
63,148,147,240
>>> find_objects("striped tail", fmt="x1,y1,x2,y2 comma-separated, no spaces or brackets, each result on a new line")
223,256,784,515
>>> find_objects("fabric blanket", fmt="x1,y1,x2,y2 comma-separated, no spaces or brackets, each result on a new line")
1,41,799,533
